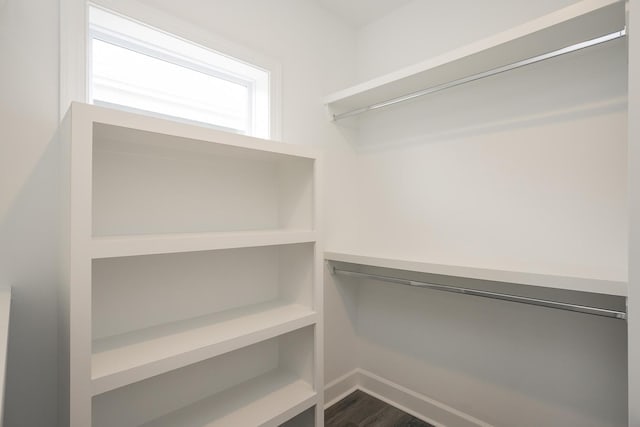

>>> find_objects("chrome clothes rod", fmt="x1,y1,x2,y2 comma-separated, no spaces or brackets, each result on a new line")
332,28,627,121
331,266,627,320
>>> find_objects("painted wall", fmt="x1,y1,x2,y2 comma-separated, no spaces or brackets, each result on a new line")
0,0,60,425
356,0,583,80
324,0,629,426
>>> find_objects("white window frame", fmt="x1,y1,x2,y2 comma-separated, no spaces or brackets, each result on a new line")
60,0,282,140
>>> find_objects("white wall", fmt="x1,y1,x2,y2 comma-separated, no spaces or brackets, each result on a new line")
356,0,583,80
324,0,629,426
0,0,60,425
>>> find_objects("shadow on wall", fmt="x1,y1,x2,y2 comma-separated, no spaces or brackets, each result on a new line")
353,278,627,427
0,130,60,426
340,37,628,152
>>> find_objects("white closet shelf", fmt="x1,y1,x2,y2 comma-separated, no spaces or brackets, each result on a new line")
77,102,318,160
141,370,316,427
324,0,625,119
325,251,627,297
91,229,317,259
92,302,317,395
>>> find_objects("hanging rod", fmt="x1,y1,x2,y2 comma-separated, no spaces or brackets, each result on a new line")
332,28,627,121
331,266,627,320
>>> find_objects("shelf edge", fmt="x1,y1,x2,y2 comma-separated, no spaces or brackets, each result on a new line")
91,230,318,259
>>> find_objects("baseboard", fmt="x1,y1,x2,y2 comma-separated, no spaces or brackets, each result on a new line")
324,369,359,408
324,369,492,427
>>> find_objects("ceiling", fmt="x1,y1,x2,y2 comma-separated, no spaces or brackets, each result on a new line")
315,0,413,28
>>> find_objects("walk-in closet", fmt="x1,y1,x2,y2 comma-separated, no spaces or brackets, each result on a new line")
0,0,638,426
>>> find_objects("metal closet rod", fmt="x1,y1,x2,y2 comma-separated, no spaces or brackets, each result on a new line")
331,266,627,320
333,28,627,121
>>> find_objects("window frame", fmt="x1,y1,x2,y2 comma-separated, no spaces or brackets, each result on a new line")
60,0,282,140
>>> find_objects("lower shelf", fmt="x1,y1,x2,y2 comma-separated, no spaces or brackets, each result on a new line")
92,327,317,427
142,370,317,427
92,301,317,395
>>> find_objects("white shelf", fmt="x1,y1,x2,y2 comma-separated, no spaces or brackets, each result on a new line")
141,370,316,427
92,302,317,395
325,251,627,297
324,0,625,118
91,230,317,259
85,102,318,160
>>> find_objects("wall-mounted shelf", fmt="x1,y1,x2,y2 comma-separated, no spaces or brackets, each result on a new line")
325,251,627,297
324,0,626,120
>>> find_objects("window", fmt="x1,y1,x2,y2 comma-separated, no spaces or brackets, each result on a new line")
88,5,270,138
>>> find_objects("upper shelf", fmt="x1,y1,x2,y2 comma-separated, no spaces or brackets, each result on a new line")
325,251,627,296
324,0,626,119
91,229,317,259
79,102,318,160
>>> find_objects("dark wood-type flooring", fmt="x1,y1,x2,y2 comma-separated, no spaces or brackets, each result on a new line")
325,390,434,427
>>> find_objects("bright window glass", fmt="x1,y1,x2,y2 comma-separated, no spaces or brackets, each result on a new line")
88,6,270,137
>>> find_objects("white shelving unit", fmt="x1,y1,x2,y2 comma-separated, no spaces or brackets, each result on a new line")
59,103,323,426
324,0,626,119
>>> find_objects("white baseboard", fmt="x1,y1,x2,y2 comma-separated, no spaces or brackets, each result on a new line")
324,369,359,408
324,369,492,427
